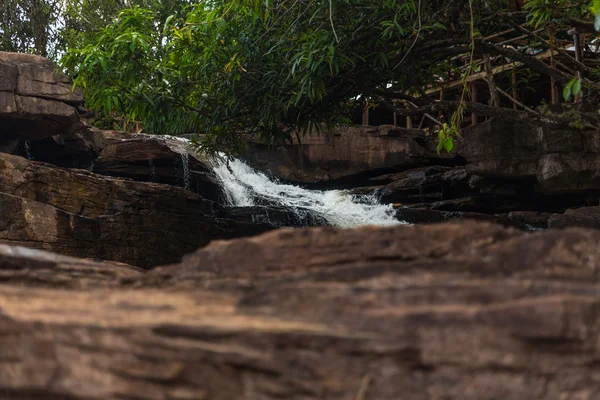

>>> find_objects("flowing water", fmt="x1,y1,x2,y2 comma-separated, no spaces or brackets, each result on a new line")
24,141,33,160
160,134,402,228
180,151,190,190
212,156,403,228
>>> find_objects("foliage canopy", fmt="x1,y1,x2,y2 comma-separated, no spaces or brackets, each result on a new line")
3,0,600,153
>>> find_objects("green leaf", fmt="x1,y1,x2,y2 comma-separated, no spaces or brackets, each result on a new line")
436,139,444,155
563,79,575,101
572,78,582,97
444,137,455,153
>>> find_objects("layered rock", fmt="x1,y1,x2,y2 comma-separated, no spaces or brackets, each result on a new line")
1,221,600,399
0,152,312,267
0,52,84,140
92,131,225,201
236,114,600,228
0,243,141,288
242,125,456,186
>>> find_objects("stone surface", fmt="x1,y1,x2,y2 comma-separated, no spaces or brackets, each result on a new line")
0,152,313,267
0,221,598,399
0,191,99,258
242,125,454,186
0,51,84,140
93,132,224,201
548,206,600,229
0,243,141,288
506,211,553,228
379,166,471,204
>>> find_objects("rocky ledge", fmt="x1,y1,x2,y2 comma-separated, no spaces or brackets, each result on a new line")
241,116,600,229
0,52,329,267
0,220,599,399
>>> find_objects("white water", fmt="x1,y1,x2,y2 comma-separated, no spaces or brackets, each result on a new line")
24,141,33,160
212,156,403,228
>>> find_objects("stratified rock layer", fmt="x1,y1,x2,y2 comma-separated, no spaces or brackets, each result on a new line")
0,221,599,399
0,152,308,267
0,52,84,140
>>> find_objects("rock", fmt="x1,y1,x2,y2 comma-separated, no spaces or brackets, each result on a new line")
458,117,542,178
459,116,600,196
0,152,308,267
242,125,452,186
220,205,329,227
93,132,225,201
22,127,108,168
506,211,553,228
395,207,527,229
1,221,599,398
548,206,600,229
18,130,226,201
0,191,100,258
395,207,448,223
537,152,600,193
379,166,471,204
427,196,533,214
0,52,84,140
0,243,141,289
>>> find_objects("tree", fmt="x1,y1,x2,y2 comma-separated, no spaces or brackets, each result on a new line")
60,0,600,154
0,0,60,57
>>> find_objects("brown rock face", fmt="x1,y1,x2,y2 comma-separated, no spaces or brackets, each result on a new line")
242,125,452,185
549,206,600,229
0,243,142,288
0,152,299,267
0,52,84,140
93,132,225,201
0,221,599,399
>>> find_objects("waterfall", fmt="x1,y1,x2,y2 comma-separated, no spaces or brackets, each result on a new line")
212,156,403,228
24,141,33,160
180,151,190,190
148,159,157,182
159,134,402,228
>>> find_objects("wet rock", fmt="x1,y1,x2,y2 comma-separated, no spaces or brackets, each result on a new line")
395,207,526,228
379,166,471,204
506,211,553,228
0,152,294,267
221,205,329,228
93,133,224,201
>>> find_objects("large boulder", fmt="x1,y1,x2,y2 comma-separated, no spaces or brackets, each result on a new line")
93,132,225,201
0,152,312,267
548,206,600,229
17,129,226,201
1,221,599,399
0,52,84,140
459,116,600,195
242,125,454,186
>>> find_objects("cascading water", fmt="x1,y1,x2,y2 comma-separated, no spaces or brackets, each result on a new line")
180,151,190,190
24,141,33,160
212,156,403,228
148,159,157,182
159,135,402,228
